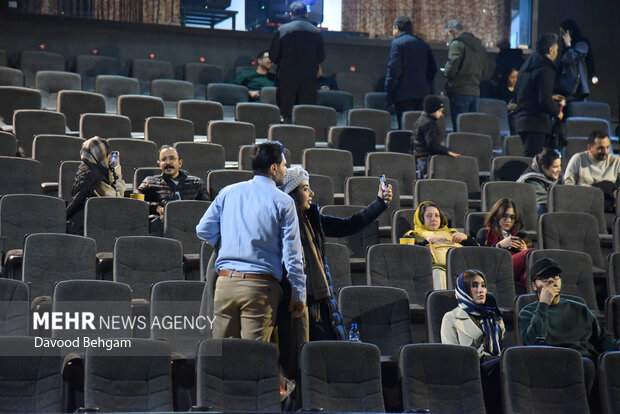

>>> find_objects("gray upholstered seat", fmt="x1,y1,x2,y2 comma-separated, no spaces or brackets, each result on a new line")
173,142,224,183
491,155,531,181
476,97,511,136
94,75,140,110
0,336,62,412
348,108,391,146
107,138,158,178
366,244,433,322
605,294,620,339
131,58,174,93
0,278,29,335
457,112,502,148
401,110,422,131
32,134,83,183
566,117,610,138
465,211,488,238
207,120,255,162
599,351,620,414
23,233,97,304
183,63,224,98
364,92,390,112
58,160,81,202
328,126,376,167
0,86,41,129
57,90,106,131
335,72,374,107
385,130,411,153
446,132,494,174
20,50,65,88
292,104,338,142
133,167,161,192
501,346,590,414
196,338,281,412
176,99,223,137
80,113,132,139
0,157,42,196
117,94,165,133
12,109,66,157
399,343,486,413
302,147,353,194
268,124,315,165
206,83,249,106
144,116,194,148
35,70,81,110
429,155,481,201
206,169,253,199
259,86,277,105
503,135,524,156
150,79,194,102
0,131,17,156
308,173,334,207
446,246,516,313
608,251,620,297
300,341,385,412
75,54,120,91
324,242,352,295
413,178,468,228
425,289,457,343
390,207,414,243
548,184,609,234
84,338,173,412
366,152,415,204
481,181,538,235
235,102,281,139
344,176,399,230
317,89,354,113
339,285,412,357
320,205,379,262
0,67,24,87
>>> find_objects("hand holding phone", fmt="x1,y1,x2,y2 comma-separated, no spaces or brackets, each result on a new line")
110,151,119,168
380,175,387,199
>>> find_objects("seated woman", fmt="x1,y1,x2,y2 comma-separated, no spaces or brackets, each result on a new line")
66,136,125,234
517,148,561,214
403,201,477,290
475,198,536,293
441,269,504,412
277,166,392,379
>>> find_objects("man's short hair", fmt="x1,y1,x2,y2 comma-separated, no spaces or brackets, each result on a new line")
289,1,307,16
587,130,609,145
444,19,463,31
252,141,284,174
535,33,558,55
158,145,181,160
393,16,412,33
256,50,269,61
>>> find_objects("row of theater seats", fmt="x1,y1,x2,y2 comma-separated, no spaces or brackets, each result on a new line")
5,335,618,413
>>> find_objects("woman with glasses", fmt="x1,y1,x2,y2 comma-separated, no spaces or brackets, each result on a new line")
476,198,536,293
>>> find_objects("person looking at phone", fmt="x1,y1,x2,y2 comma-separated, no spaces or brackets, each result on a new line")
66,136,126,234
476,198,536,293
519,257,620,360
138,145,209,234
411,95,460,180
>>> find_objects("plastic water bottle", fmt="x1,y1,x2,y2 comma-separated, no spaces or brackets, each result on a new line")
348,323,360,342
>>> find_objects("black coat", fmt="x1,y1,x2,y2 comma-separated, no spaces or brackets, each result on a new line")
515,52,560,134
411,113,449,159
269,17,325,78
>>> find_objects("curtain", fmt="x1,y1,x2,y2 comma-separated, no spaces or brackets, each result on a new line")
342,0,511,46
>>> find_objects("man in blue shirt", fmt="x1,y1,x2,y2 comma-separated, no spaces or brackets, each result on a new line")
196,141,305,341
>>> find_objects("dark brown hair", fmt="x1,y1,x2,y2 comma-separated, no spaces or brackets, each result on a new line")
484,198,524,233
461,269,487,297
418,201,448,228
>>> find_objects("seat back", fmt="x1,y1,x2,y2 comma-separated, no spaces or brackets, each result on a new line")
385,130,411,153
425,290,457,343
259,86,277,105
57,90,106,131
605,295,620,339
429,155,480,199
457,112,501,148
184,63,224,98
364,92,390,112
366,152,415,196
446,132,493,172
0,157,42,195
335,72,374,107
0,131,18,156
320,205,379,259
20,50,65,87
23,233,96,300
548,184,608,234
308,174,334,207
84,197,149,252
32,135,84,182
177,99,223,135
348,108,391,145
95,75,140,97
75,55,119,90
0,279,28,335
207,120,255,162
317,90,354,113
476,97,510,135
501,346,589,414
268,124,315,165
302,148,353,193
503,135,524,156
58,160,81,201
235,102,281,139
196,338,281,412
80,113,131,139
0,67,24,87
566,117,609,138
150,79,194,102
481,181,538,232
608,251,620,297
207,169,253,199
399,344,486,414
117,94,165,133
206,83,249,106
13,109,66,157
491,156,531,181
446,246,516,310
144,116,194,148
599,351,620,414
324,242,351,295
414,179,468,228
345,176,399,228
131,58,174,87
366,244,433,309
35,70,81,93
84,338,173,412
292,104,338,142
300,341,385,412
164,200,211,255
391,208,414,243
174,142,225,183
0,86,41,127
107,138,158,178
567,101,611,121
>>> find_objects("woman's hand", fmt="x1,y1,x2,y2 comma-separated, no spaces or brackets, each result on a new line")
451,232,468,243
497,235,513,249
515,238,528,251
562,31,571,47
427,236,450,243
377,183,393,205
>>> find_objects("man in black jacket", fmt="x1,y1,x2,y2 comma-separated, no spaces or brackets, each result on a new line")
269,1,325,122
138,146,209,231
515,33,564,157
412,95,460,179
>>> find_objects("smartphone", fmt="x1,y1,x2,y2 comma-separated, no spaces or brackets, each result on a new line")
380,175,387,199
110,151,119,168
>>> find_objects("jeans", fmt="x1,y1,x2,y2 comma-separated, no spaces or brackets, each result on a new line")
448,93,477,130
416,158,428,180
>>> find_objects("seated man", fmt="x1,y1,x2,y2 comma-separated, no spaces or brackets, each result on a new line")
138,145,209,233
564,130,620,211
233,50,276,101
519,257,620,360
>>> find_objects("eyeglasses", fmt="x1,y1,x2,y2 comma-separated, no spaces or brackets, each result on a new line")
500,214,516,221
536,274,561,285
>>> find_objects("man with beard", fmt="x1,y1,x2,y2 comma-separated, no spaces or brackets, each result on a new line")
138,145,209,228
233,50,276,101
196,141,305,341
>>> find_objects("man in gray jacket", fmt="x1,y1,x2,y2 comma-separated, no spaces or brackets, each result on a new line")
442,19,487,129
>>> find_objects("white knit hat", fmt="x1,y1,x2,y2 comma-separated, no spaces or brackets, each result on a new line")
279,166,309,194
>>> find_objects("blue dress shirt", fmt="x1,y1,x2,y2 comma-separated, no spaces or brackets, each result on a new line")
196,175,306,302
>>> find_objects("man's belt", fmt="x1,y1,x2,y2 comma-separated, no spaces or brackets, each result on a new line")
218,269,278,283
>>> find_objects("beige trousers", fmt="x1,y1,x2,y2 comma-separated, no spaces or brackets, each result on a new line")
212,276,282,341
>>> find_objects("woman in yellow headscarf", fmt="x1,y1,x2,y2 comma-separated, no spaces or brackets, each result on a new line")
403,201,478,289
